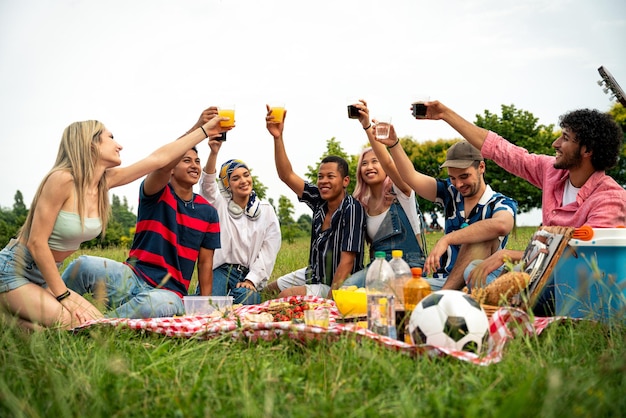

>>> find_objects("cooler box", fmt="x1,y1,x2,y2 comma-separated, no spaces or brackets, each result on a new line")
550,228,626,321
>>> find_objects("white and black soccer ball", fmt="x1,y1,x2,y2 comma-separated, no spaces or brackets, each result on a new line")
408,290,490,353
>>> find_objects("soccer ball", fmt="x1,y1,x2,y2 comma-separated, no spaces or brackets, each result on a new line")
408,290,490,353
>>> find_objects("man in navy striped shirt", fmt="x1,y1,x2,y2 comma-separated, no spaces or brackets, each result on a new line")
377,130,517,291
265,108,366,299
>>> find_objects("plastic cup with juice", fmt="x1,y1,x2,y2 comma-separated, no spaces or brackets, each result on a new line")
218,106,235,127
269,103,285,123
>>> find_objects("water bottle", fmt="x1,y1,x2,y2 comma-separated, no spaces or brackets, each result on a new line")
365,251,397,339
388,249,412,309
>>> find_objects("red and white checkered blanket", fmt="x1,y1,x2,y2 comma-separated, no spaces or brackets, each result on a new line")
73,295,564,366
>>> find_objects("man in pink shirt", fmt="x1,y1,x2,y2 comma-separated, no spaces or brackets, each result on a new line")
414,101,626,289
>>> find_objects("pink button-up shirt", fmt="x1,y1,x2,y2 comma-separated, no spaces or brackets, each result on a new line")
482,131,626,228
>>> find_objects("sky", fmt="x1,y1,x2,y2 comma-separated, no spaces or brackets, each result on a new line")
1,0,625,226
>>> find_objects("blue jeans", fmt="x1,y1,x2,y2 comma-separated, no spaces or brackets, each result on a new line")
425,274,447,291
196,264,260,305
62,255,184,318
341,268,366,289
463,259,505,292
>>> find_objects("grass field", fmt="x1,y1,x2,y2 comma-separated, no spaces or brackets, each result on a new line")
1,226,625,417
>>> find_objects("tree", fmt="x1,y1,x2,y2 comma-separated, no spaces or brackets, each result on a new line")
277,194,301,243
84,194,137,248
474,104,558,212
12,190,27,218
250,172,267,200
296,213,312,234
305,137,360,195
606,103,626,187
277,195,295,226
0,191,28,247
111,195,136,232
400,137,455,216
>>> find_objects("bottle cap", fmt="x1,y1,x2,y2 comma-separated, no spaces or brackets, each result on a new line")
411,267,423,277
374,251,386,258
391,249,403,258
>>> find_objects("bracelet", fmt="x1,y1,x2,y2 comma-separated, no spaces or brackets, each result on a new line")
56,289,71,302
200,126,209,138
387,139,400,149
363,123,372,130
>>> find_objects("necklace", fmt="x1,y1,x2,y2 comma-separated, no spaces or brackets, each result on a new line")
459,210,470,229
182,195,195,209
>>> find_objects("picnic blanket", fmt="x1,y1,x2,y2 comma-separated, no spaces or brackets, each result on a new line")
73,295,564,366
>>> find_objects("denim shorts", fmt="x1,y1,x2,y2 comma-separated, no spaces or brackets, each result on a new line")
0,239,61,293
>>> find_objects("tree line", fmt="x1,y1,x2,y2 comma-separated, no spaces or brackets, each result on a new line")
1,103,623,249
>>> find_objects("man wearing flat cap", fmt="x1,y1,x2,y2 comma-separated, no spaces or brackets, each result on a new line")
375,128,517,291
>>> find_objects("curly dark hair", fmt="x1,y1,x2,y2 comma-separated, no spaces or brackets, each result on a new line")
559,109,624,171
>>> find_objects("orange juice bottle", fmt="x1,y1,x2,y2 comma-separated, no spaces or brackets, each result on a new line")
403,267,431,310
403,267,431,343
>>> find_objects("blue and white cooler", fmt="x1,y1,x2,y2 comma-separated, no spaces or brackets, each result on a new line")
549,228,626,321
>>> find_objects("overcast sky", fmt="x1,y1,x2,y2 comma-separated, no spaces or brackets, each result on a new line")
1,0,624,226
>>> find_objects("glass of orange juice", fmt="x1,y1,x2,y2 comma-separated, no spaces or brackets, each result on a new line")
269,103,285,123
304,308,329,328
218,105,235,128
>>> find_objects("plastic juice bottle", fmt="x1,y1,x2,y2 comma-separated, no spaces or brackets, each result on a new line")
403,267,431,343
388,249,412,309
365,251,397,339
403,267,431,310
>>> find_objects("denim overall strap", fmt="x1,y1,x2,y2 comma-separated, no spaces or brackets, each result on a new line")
370,200,425,267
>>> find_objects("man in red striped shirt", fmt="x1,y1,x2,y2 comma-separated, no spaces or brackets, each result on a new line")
63,111,221,318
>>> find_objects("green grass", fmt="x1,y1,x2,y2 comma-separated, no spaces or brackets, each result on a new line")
1,226,625,417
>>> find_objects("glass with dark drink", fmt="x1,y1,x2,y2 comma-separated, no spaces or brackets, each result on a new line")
411,95,430,119
347,98,361,119
412,102,428,118
347,104,360,119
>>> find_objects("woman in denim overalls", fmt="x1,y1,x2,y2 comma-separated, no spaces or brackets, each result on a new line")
342,100,426,288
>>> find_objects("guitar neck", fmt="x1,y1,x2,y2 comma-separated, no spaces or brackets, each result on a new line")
598,66,626,107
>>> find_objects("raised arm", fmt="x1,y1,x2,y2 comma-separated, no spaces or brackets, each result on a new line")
196,138,225,205
204,138,223,176
422,101,489,151
351,99,413,197
373,127,439,202
266,105,305,197
105,107,229,189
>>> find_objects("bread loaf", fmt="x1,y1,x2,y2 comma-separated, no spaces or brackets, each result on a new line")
472,271,530,306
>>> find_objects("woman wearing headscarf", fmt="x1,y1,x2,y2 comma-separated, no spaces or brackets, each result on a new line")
198,123,281,305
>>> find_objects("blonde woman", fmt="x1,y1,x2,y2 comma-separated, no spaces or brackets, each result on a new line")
0,110,229,330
